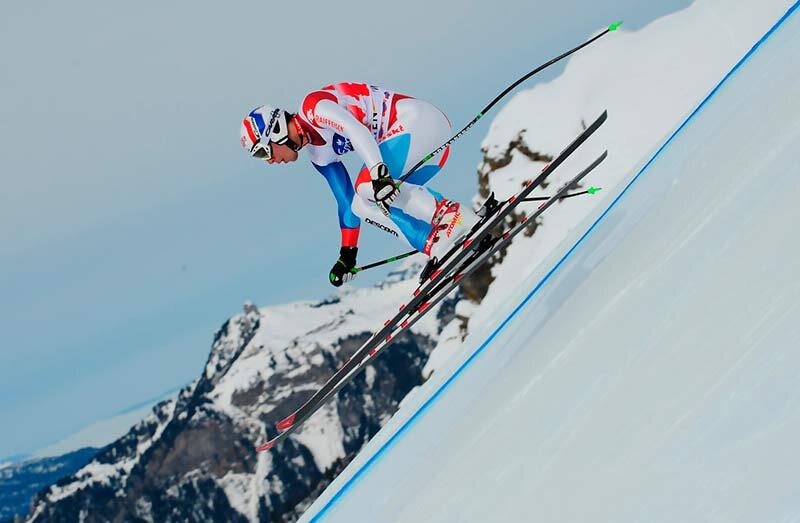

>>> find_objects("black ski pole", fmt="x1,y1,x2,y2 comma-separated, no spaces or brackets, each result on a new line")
397,21,622,187
521,187,602,202
350,249,420,274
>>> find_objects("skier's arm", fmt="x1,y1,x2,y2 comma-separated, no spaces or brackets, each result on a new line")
304,95,384,173
313,161,361,248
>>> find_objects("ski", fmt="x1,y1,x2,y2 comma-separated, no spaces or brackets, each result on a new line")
268,111,607,437
256,111,608,452
256,149,607,453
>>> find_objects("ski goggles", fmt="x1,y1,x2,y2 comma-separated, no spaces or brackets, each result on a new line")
248,110,292,161
250,140,274,161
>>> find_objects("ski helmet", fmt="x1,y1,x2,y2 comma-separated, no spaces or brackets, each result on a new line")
240,105,292,160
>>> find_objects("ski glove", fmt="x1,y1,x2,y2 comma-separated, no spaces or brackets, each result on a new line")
370,163,399,217
329,246,358,287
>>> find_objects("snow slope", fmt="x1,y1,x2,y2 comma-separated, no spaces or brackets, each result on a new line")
302,0,800,521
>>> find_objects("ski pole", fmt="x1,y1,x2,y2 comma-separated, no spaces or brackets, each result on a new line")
353,188,602,274
521,187,602,202
354,189,603,274
350,249,420,274
397,21,623,187
351,188,601,275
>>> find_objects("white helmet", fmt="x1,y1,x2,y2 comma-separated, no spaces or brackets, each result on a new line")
240,105,293,160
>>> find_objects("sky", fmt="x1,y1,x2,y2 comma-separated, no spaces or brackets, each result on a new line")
0,0,691,460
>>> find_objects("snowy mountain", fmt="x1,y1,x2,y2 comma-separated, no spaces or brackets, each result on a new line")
24,265,463,522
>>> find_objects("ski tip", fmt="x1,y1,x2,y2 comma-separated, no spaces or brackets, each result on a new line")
587,187,603,195
608,20,623,31
256,439,277,452
277,414,296,431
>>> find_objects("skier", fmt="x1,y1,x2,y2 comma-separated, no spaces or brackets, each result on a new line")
239,82,478,286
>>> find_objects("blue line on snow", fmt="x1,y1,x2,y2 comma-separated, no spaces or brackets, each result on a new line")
311,2,800,519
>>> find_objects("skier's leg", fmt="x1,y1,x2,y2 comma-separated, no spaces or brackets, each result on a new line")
350,186,460,255
349,196,412,246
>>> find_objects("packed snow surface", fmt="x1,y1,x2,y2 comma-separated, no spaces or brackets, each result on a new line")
302,0,800,521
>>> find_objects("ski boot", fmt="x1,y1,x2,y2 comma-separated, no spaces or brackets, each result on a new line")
419,200,479,284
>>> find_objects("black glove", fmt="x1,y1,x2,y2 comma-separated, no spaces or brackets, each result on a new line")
329,246,358,287
370,163,399,217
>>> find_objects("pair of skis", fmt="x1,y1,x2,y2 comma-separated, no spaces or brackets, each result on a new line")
256,110,608,452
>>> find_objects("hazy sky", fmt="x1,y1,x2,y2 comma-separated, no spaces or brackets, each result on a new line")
0,0,691,459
